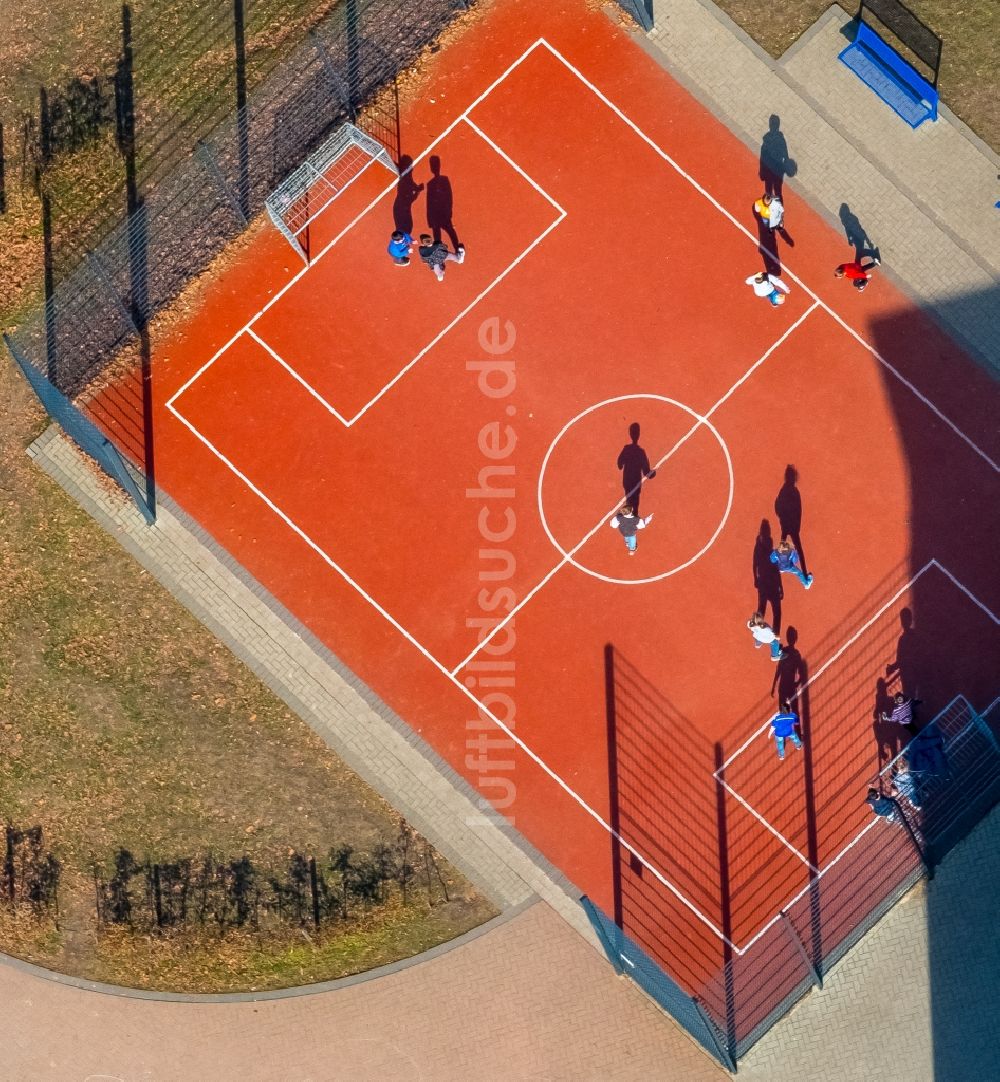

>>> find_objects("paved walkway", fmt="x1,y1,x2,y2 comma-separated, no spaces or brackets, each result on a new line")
2,800,998,1079
10,0,1000,1077
646,0,1000,375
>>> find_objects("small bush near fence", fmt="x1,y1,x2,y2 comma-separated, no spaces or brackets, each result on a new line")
1,824,61,923
92,818,451,936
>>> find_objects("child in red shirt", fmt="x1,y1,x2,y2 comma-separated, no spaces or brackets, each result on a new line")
835,256,880,292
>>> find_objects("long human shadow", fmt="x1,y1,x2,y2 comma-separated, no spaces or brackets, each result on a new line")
392,153,423,233
426,154,460,249
838,201,879,263
753,518,782,635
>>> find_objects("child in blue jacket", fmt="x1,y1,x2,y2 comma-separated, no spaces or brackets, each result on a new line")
769,701,802,760
769,540,813,589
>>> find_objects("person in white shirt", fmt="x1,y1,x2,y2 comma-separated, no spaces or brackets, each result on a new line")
754,192,785,230
746,271,791,307
747,611,784,661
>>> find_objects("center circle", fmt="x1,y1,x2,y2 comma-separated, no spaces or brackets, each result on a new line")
537,394,734,585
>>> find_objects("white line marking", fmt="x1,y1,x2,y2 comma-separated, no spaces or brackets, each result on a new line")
166,393,737,949
247,329,351,425
732,818,881,956
931,558,1000,625
715,560,937,776
538,395,734,587
167,38,553,415
192,118,566,429
454,304,817,673
534,39,998,476
721,777,815,870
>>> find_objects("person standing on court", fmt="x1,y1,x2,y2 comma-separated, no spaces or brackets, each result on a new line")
418,233,465,281
387,230,413,266
745,271,790,307
610,505,653,556
769,539,813,589
753,192,785,232
747,612,783,661
774,464,808,577
616,422,656,516
835,255,881,293
768,700,802,760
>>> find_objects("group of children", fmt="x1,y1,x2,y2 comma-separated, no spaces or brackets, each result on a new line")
749,533,814,760
745,191,882,307
387,230,465,281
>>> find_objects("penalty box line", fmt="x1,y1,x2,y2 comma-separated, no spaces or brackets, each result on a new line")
533,39,998,477
715,557,1000,778
165,398,740,954
236,116,565,429
166,37,558,419
451,301,820,677
713,557,1000,952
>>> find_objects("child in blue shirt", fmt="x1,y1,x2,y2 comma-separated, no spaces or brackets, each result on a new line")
769,540,813,589
387,231,413,266
768,701,802,760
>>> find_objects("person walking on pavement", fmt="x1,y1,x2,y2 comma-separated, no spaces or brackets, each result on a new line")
418,233,465,281
770,539,813,589
616,422,656,517
746,270,790,307
768,700,802,760
748,612,784,661
610,505,653,556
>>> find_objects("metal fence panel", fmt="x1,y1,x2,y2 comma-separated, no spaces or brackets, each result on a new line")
580,895,734,1070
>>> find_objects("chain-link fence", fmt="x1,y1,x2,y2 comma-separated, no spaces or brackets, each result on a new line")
5,0,472,520
588,647,1000,1070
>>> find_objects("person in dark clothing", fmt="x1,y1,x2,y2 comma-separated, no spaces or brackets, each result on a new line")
616,422,656,516
610,504,653,555
418,233,465,281
426,155,460,250
752,519,783,635
865,787,898,822
774,464,808,576
881,691,922,736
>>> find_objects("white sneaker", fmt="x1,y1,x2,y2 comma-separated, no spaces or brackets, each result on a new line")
457,246,466,264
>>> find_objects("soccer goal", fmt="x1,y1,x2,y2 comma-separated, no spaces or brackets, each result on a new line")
265,121,397,263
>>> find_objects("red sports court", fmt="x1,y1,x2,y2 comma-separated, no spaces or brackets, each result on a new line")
92,0,1000,1038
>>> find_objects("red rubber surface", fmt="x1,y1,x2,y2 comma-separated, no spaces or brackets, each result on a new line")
89,0,1000,993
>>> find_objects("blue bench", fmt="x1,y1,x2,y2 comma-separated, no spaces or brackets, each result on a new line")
838,21,938,128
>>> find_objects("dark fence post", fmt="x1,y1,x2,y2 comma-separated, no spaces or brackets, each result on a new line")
579,894,624,974
780,911,822,990
309,856,321,930
152,863,164,927
233,0,250,220
5,826,16,905
0,121,6,214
